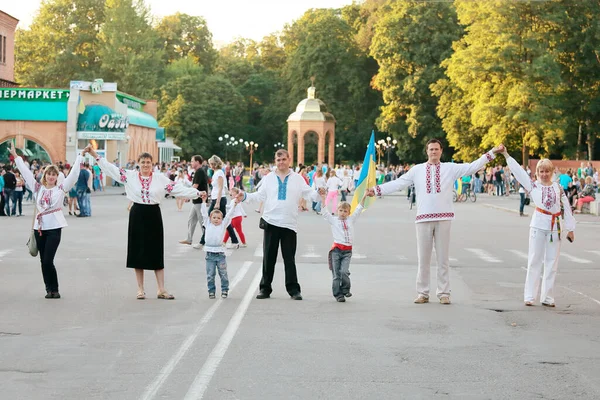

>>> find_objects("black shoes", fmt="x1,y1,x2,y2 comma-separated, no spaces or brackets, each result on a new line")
345,293,352,298
256,291,270,299
336,296,346,302
290,293,303,300
45,292,60,299
209,293,216,299
221,291,228,299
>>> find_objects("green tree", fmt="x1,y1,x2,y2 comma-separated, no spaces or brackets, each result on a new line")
160,75,247,159
15,0,105,87
433,0,566,164
155,13,217,73
98,0,164,97
370,0,462,162
281,8,381,163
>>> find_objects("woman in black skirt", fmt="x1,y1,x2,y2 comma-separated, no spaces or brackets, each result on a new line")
88,146,203,300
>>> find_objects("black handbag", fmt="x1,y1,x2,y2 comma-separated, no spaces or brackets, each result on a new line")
259,217,268,230
524,197,530,206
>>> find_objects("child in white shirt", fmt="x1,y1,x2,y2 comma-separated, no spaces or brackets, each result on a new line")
200,193,236,299
319,192,367,302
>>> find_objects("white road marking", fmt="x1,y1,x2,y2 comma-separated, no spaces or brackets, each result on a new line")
353,253,366,259
397,255,407,260
465,248,502,263
302,245,321,258
0,249,13,258
139,261,254,400
559,286,600,306
183,268,262,400
449,257,458,262
253,246,263,258
560,252,592,264
586,250,600,257
509,250,528,260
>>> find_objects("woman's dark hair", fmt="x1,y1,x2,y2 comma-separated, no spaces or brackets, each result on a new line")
138,152,153,162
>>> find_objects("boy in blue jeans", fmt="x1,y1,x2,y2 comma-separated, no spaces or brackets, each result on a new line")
319,191,367,302
200,193,236,299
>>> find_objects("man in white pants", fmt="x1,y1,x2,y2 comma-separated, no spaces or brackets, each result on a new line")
179,155,208,247
367,139,504,304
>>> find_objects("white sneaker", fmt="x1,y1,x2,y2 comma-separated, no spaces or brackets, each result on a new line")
239,243,247,248
192,243,203,250
226,243,240,249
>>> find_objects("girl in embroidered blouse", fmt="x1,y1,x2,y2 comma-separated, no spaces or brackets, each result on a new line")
87,145,204,300
9,142,85,299
501,146,575,308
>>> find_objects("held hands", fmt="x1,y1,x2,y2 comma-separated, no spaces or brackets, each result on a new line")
491,144,506,155
86,143,99,158
200,192,208,202
366,188,376,197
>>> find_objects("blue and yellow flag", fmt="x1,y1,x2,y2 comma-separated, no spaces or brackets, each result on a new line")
351,131,377,213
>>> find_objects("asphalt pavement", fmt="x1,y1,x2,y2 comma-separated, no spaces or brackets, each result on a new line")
1,189,599,400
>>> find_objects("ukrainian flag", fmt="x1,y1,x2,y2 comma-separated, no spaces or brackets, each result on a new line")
351,131,377,213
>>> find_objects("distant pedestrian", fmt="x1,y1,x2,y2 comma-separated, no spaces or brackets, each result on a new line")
179,155,209,246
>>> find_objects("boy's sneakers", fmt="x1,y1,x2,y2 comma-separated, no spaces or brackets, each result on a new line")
221,291,228,299
336,296,346,302
209,293,216,299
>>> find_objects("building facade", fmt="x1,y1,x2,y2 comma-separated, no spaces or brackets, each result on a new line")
0,10,18,88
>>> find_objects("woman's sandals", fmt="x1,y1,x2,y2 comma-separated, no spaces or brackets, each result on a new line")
157,292,175,300
136,292,146,300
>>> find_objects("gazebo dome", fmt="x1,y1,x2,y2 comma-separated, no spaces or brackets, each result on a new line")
287,86,336,122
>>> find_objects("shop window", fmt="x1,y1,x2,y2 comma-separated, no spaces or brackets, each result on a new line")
78,139,106,150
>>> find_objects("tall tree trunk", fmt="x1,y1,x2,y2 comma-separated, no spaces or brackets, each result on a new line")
576,122,583,160
587,125,595,161
522,140,529,169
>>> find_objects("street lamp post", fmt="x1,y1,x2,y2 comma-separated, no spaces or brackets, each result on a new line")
335,142,347,163
245,141,259,169
375,137,398,166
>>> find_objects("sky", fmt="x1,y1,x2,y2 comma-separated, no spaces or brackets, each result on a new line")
2,0,354,46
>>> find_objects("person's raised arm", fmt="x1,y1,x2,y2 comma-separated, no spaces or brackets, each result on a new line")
369,166,415,197
162,174,203,199
502,148,533,193
60,152,85,192
87,145,126,183
10,142,38,191
451,146,503,181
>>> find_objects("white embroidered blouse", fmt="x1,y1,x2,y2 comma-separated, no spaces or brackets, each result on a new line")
375,150,496,223
505,156,575,232
16,155,83,231
96,157,201,204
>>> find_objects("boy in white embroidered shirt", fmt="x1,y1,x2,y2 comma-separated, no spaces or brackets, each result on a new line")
319,191,367,302
200,193,236,299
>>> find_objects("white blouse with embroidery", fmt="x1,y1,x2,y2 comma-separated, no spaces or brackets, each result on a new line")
505,156,575,232
375,151,496,223
97,157,201,204
16,155,83,231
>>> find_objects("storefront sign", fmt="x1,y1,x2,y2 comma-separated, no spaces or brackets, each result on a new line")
0,88,70,101
116,93,145,110
77,104,128,138
78,132,127,140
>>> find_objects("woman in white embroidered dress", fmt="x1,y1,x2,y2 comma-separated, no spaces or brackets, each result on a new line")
88,146,204,300
10,142,84,299
502,147,575,307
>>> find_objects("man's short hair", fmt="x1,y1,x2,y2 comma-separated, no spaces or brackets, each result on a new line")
426,139,443,150
192,155,203,163
275,149,289,159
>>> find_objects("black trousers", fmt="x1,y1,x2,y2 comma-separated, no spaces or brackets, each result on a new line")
200,197,238,245
34,228,62,292
261,223,300,296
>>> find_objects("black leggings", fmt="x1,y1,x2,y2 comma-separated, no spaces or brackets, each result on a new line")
200,198,238,244
34,228,62,292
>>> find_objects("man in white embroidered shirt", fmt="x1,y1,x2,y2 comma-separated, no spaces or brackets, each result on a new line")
367,139,505,305
238,149,323,300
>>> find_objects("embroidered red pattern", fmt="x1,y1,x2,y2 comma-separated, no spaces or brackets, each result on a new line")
342,220,350,244
139,175,152,204
375,185,382,196
542,185,556,209
415,212,455,221
119,168,128,183
426,165,432,194
435,164,441,193
165,181,176,194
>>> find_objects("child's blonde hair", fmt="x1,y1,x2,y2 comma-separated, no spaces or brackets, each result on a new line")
535,159,554,177
210,209,223,218
337,202,351,212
